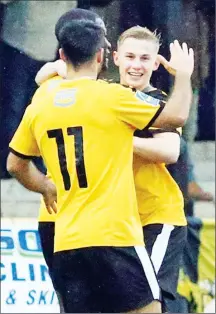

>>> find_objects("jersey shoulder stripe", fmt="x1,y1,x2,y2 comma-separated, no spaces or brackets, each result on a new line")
146,89,168,102
135,90,161,106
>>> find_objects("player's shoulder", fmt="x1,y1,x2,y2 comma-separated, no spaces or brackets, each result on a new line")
95,80,133,98
103,81,130,90
22,103,39,123
146,88,168,102
32,76,63,104
38,76,63,90
31,77,63,110
101,83,165,105
94,79,112,90
105,82,137,100
97,79,110,85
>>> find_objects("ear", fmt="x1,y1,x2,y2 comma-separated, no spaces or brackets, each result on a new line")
59,48,67,62
96,48,104,64
153,55,160,71
113,51,119,66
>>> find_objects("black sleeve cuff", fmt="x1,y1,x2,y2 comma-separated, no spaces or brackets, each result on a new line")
9,147,35,159
143,100,166,130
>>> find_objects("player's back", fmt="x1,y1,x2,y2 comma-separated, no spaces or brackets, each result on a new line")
31,78,145,252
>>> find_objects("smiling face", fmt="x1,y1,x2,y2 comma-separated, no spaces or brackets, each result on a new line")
113,27,160,90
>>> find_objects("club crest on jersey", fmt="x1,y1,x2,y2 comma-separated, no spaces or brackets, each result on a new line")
135,90,160,106
54,89,77,107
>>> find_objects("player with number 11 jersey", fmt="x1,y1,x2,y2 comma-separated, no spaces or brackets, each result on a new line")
9,77,164,253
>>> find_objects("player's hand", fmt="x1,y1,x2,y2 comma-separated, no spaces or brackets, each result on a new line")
42,179,58,214
157,40,194,77
35,59,67,86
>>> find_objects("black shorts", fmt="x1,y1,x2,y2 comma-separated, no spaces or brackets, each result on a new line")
53,246,161,313
143,224,187,310
38,222,65,313
38,222,55,284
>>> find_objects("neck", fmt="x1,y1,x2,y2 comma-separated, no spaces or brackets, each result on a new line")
66,63,98,81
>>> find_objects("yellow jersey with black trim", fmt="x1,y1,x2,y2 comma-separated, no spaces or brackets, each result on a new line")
133,89,186,227
9,78,164,252
32,76,62,223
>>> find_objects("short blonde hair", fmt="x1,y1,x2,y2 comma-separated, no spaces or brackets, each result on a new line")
117,26,161,51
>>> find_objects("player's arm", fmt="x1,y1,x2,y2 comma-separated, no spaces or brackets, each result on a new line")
133,130,180,164
7,106,57,213
35,59,67,86
152,40,194,128
7,153,56,208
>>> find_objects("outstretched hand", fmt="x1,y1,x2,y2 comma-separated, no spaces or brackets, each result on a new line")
157,40,194,77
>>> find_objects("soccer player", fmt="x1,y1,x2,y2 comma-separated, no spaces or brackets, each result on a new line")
113,26,188,312
7,9,194,314
33,12,111,313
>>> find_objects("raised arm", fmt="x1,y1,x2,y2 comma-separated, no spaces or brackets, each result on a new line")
151,40,194,128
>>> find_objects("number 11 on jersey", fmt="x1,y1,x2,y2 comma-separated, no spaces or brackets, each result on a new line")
47,126,88,190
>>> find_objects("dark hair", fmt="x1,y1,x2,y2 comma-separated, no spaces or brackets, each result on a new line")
55,9,106,68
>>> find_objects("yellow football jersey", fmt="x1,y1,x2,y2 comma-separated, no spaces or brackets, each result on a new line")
9,78,164,252
31,77,62,223
133,89,186,227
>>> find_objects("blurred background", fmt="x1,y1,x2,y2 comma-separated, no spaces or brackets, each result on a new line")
0,0,215,313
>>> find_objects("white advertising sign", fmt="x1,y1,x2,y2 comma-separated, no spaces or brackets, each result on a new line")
1,218,60,313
